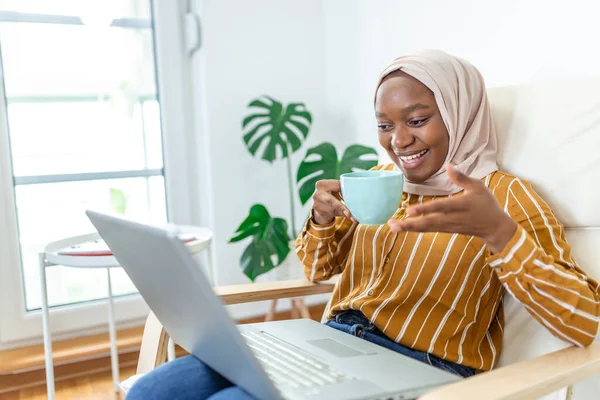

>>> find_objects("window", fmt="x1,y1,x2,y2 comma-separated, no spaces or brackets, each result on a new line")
0,0,196,345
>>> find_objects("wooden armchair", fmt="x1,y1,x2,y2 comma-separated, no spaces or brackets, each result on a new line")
129,279,600,400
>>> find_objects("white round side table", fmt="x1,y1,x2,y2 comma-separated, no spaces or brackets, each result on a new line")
40,227,213,400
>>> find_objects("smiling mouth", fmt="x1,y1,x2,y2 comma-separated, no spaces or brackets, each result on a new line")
399,149,428,163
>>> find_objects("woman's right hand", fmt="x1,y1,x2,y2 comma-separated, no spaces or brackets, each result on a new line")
311,180,354,225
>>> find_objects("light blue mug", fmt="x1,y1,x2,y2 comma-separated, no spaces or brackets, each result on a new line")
340,170,404,226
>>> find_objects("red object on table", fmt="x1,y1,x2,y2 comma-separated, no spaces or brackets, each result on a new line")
57,237,198,257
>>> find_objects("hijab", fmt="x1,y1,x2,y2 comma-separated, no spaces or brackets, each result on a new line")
375,50,498,195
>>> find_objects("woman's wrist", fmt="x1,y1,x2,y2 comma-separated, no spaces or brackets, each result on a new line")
484,216,518,255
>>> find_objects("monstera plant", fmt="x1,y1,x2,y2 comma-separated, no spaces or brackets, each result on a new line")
241,95,311,236
230,95,378,281
229,204,291,281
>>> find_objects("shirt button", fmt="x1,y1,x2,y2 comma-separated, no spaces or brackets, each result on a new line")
494,266,503,273
384,257,390,263
368,289,374,296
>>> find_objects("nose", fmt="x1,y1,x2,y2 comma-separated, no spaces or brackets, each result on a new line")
391,126,415,150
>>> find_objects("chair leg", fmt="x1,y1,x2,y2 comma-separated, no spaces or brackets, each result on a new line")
296,299,311,319
290,299,300,319
39,254,55,400
107,268,120,392
265,299,278,321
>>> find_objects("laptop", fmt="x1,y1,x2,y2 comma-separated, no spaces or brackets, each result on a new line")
86,210,459,400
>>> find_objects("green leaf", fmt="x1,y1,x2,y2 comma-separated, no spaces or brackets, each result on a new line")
296,143,379,205
295,143,338,205
229,204,291,281
109,188,127,214
242,113,269,128
241,96,312,162
340,145,380,174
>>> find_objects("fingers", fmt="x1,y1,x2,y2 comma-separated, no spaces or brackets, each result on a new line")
315,197,350,218
315,179,341,193
388,214,459,234
313,191,352,220
407,196,467,217
313,179,356,223
446,164,483,190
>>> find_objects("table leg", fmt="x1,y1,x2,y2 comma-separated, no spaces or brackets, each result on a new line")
107,268,120,392
39,254,55,400
206,245,215,286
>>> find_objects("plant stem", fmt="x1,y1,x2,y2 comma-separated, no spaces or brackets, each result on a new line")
286,148,297,239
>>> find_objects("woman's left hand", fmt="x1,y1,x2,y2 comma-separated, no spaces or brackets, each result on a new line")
387,165,517,254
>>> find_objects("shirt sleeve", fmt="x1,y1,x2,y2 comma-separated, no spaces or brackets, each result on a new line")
486,178,600,347
295,211,357,282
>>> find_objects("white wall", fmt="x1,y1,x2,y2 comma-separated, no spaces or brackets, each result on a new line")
322,0,600,151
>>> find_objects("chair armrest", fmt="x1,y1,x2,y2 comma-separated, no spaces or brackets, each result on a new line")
420,341,600,400
136,279,335,374
136,311,169,375
215,279,335,305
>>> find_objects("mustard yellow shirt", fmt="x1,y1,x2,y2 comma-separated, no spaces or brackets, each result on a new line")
296,166,600,371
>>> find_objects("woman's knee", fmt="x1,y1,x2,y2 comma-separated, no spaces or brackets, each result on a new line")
127,355,232,400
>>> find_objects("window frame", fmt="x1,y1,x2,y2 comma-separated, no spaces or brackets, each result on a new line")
0,0,199,348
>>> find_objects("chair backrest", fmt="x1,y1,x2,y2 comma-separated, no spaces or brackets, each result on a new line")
487,81,600,399
363,80,599,399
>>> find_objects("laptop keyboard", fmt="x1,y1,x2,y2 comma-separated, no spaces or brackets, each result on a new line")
241,331,354,389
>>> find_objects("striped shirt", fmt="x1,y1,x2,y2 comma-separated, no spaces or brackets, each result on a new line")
296,166,600,371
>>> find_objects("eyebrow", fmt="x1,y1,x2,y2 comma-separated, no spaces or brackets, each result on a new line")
376,103,430,118
401,103,430,113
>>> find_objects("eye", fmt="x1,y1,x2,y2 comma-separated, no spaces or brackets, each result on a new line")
408,118,428,127
378,123,393,132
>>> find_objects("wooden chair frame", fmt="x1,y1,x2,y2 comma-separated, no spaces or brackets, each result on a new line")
135,279,600,399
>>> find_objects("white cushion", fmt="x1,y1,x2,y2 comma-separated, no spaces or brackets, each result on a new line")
498,294,569,400
564,229,600,400
488,82,600,399
489,80,600,230
498,230,600,400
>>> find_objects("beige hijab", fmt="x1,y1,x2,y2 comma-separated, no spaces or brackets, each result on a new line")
376,50,498,196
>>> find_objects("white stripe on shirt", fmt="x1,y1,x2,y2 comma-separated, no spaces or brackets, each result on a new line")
372,233,424,323
489,229,527,267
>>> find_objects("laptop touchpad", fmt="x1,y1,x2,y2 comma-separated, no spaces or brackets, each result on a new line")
306,339,372,358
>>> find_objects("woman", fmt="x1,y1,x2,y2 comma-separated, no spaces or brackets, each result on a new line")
128,50,600,399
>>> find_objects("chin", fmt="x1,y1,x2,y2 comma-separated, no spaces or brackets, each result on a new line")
403,167,435,183
404,174,427,183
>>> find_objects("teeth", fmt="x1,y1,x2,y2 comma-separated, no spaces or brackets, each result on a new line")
400,150,427,162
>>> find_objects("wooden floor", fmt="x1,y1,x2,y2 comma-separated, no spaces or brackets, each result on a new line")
0,366,134,400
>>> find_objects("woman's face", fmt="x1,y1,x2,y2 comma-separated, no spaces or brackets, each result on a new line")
375,71,449,183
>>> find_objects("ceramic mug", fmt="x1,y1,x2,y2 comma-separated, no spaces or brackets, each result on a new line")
340,170,404,226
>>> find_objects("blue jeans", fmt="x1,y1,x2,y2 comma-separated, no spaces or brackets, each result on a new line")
325,310,476,379
127,355,255,400
127,310,475,399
